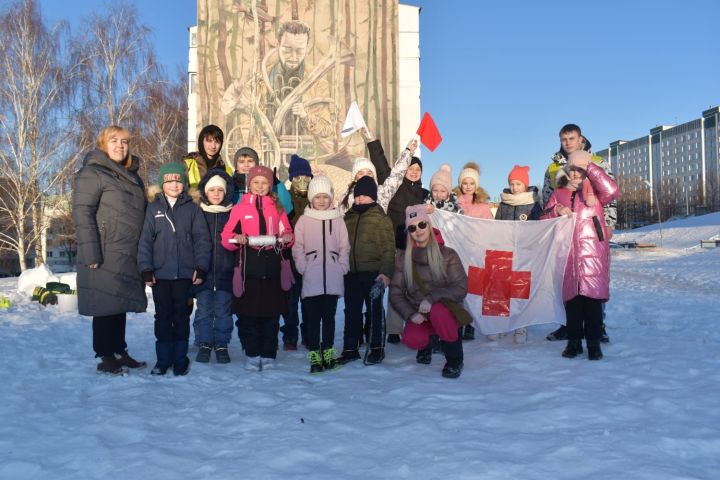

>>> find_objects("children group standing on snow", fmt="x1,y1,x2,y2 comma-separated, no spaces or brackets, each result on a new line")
72,122,618,379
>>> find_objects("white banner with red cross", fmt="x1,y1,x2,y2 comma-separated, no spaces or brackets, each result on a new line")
430,210,575,334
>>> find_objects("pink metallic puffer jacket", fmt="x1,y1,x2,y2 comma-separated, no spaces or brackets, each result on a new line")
541,163,619,301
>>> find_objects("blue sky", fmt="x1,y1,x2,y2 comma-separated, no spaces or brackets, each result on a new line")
39,0,719,198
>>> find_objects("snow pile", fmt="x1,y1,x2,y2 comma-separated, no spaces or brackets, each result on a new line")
16,264,59,296
0,226,719,478
614,211,720,250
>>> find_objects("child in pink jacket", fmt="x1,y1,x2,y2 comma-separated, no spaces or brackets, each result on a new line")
541,151,619,361
221,166,294,372
291,175,350,373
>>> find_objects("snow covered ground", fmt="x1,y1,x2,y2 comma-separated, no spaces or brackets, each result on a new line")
1,215,719,479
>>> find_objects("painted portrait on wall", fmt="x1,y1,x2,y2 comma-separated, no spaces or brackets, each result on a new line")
197,0,399,181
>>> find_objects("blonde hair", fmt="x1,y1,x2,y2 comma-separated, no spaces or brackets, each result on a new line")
403,220,446,290
96,126,131,168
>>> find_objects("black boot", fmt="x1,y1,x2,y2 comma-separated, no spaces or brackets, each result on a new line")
546,325,568,341
562,339,583,358
440,339,464,379
416,346,432,365
365,347,385,365
387,334,401,344
336,349,360,365
587,340,604,360
430,334,441,353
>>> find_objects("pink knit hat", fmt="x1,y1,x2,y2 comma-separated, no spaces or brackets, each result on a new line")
429,163,453,192
405,204,430,227
247,165,273,185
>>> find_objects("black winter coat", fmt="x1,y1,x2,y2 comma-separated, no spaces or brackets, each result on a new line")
195,169,236,293
72,149,148,316
495,187,543,221
137,192,211,280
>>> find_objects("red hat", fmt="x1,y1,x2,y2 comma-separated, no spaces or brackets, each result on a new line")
508,165,530,187
248,165,273,186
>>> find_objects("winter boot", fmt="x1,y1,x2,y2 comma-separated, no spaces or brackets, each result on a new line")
261,357,276,370
513,328,528,344
546,325,568,341
365,347,385,365
322,347,341,371
153,341,174,375
244,356,261,371
336,349,361,365
416,346,432,365
214,346,231,364
440,339,464,379
462,325,475,341
600,324,610,343
116,350,147,369
587,340,604,360
308,350,324,374
387,334,401,344
195,344,212,363
173,340,190,376
97,356,126,375
562,339,583,358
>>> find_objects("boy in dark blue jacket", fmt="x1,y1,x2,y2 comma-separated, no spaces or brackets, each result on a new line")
193,169,236,364
138,163,211,376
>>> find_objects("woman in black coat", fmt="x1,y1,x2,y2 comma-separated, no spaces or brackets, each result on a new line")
72,126,148,375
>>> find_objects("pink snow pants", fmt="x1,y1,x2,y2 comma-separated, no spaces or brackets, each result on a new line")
402,302,459,350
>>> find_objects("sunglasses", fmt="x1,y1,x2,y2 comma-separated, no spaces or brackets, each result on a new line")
407,221,428,233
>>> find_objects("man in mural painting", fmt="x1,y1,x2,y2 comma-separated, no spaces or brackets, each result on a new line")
221,20,334,145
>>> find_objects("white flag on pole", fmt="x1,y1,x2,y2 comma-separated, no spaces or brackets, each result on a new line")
430,210,575,334
340,101,367,138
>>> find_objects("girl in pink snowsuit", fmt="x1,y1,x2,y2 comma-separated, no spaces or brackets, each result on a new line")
542,151,619,360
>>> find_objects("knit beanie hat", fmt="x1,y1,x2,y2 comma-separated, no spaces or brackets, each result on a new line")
353,175,378,202
405,204,430,227
247,165,273,186
204,174,227,193
233,146,259,165
508,165,530,187
307,175,334,202
458,162,480,187
158,162,187,188
409,156,422,170
568,150,592,168
351,157,377,181
430,163,453,192
288,154,313,180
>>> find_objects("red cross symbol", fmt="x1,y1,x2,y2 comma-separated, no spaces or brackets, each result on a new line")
467,250,531,317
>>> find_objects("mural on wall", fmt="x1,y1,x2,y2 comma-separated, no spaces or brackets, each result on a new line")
197,0,399,180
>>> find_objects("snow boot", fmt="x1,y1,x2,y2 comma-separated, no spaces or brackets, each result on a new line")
97,356,126,375
546,325,568,341
430,334,442,353
336,349,361,365
244,356,261,371
153,341,173,375
214,346,231,364
261,357,276,370
195,344,212,363
440,339,464,379
364,347,385,365
387,334,401,344
416,346,432,365
587,340,604,360
308,350,324,374
116,350,147,369
322,347,341,371
562,339,583,358
462,325,475,341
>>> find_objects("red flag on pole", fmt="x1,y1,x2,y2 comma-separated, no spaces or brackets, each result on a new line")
416,112,442,151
